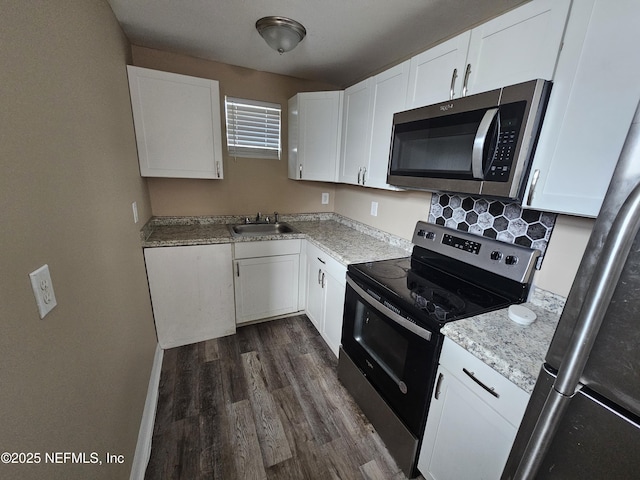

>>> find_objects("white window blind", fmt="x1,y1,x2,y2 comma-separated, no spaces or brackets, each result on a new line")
225,96,281,159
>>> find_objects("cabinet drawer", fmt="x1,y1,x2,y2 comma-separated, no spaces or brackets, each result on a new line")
440,337,529,427
234,239,301,259
305,241,346,286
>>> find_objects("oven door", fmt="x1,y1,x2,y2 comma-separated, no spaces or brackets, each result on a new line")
341,275,442,435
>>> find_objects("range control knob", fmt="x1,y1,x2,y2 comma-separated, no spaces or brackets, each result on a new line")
505,255,519,265
417,229,436,240
490,251,503,261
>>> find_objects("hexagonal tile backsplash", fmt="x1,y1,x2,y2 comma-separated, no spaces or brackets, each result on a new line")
428,193,557,260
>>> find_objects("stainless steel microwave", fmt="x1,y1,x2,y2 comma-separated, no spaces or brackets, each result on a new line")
387,79,551,201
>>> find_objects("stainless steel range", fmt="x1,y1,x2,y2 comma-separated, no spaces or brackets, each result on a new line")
338,221,540,478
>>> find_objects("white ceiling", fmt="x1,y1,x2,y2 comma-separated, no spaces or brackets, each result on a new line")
106,0,529,88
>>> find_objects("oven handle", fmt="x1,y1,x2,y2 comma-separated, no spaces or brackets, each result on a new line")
346,276,432,342
472,107,499,179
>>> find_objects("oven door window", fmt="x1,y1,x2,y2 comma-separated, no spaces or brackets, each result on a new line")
354,303,408,385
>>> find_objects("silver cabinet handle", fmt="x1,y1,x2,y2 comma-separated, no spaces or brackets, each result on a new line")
321,272,326,288
472,108,498,179
357,167,362,185
463,368,499,398
462,63,471,97
318,268,322,285
299,163,303,179
434,372,444,400
216,161,221,178
449,68,458,100
317,257,326,264
236,262,240,277
361,167,367,185
527,169,540,206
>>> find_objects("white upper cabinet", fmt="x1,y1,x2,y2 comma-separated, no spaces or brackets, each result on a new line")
127,66,224,179
288,91,343,182
406,0,570,108
340,62,409,189
524,0,640,217
464,0,571,96
339,78,372,185
367,62,410,189
406,32,471,109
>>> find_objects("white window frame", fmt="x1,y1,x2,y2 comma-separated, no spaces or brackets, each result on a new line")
224,96,281,159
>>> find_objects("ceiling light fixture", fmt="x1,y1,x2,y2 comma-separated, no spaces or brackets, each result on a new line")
256,16,306,54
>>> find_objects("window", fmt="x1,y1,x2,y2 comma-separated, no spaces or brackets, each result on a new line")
224,96,281,159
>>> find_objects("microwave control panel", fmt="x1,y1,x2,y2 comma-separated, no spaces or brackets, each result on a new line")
485,102,526,182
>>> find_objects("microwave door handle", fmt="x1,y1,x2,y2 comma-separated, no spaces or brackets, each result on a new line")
472,107,499,179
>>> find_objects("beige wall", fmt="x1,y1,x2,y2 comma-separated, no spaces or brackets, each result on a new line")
0,1,156,479
334,185,432,240
132,46,340,216
532,215,594,297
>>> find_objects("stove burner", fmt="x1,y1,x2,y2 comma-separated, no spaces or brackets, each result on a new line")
411,287,466,322
364,261,408,280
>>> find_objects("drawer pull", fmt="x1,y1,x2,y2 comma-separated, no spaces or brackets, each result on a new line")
317,257,326,264
463,368,499,398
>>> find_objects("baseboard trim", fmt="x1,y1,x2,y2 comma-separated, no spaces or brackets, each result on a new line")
129,343,164,480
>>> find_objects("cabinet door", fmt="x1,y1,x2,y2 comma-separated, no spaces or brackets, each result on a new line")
144,244,235,348
340,78,372,185
418,365,519,480
305,255,325,331
524,0,640,217
289,91,343,182
366,62,410,190
465,0,570,96
234,254,300,324
321,272,346,357
406,32,471,109
127,66,224,179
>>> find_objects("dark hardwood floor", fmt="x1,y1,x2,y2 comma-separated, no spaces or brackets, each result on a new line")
144,315,424,480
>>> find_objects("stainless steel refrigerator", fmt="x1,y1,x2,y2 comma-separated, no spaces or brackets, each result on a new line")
502,102,640,479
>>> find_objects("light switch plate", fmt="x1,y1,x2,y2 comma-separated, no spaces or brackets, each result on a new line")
132,201,139,224
29,264,57,319
370,201,378,217
321,192,329,205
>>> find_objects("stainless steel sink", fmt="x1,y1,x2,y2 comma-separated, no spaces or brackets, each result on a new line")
229,222,299,237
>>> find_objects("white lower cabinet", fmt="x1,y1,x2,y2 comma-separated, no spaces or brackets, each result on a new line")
304,241,346,357
233,240,301,325
144,244,235,349
418,338,530,480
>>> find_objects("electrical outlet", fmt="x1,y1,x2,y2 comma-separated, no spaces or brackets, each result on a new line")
321,192,329,205
29,264,57,319
371,201,378,217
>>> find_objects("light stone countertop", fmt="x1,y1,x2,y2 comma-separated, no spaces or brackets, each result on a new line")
141,213,412,265
441,289,565,394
